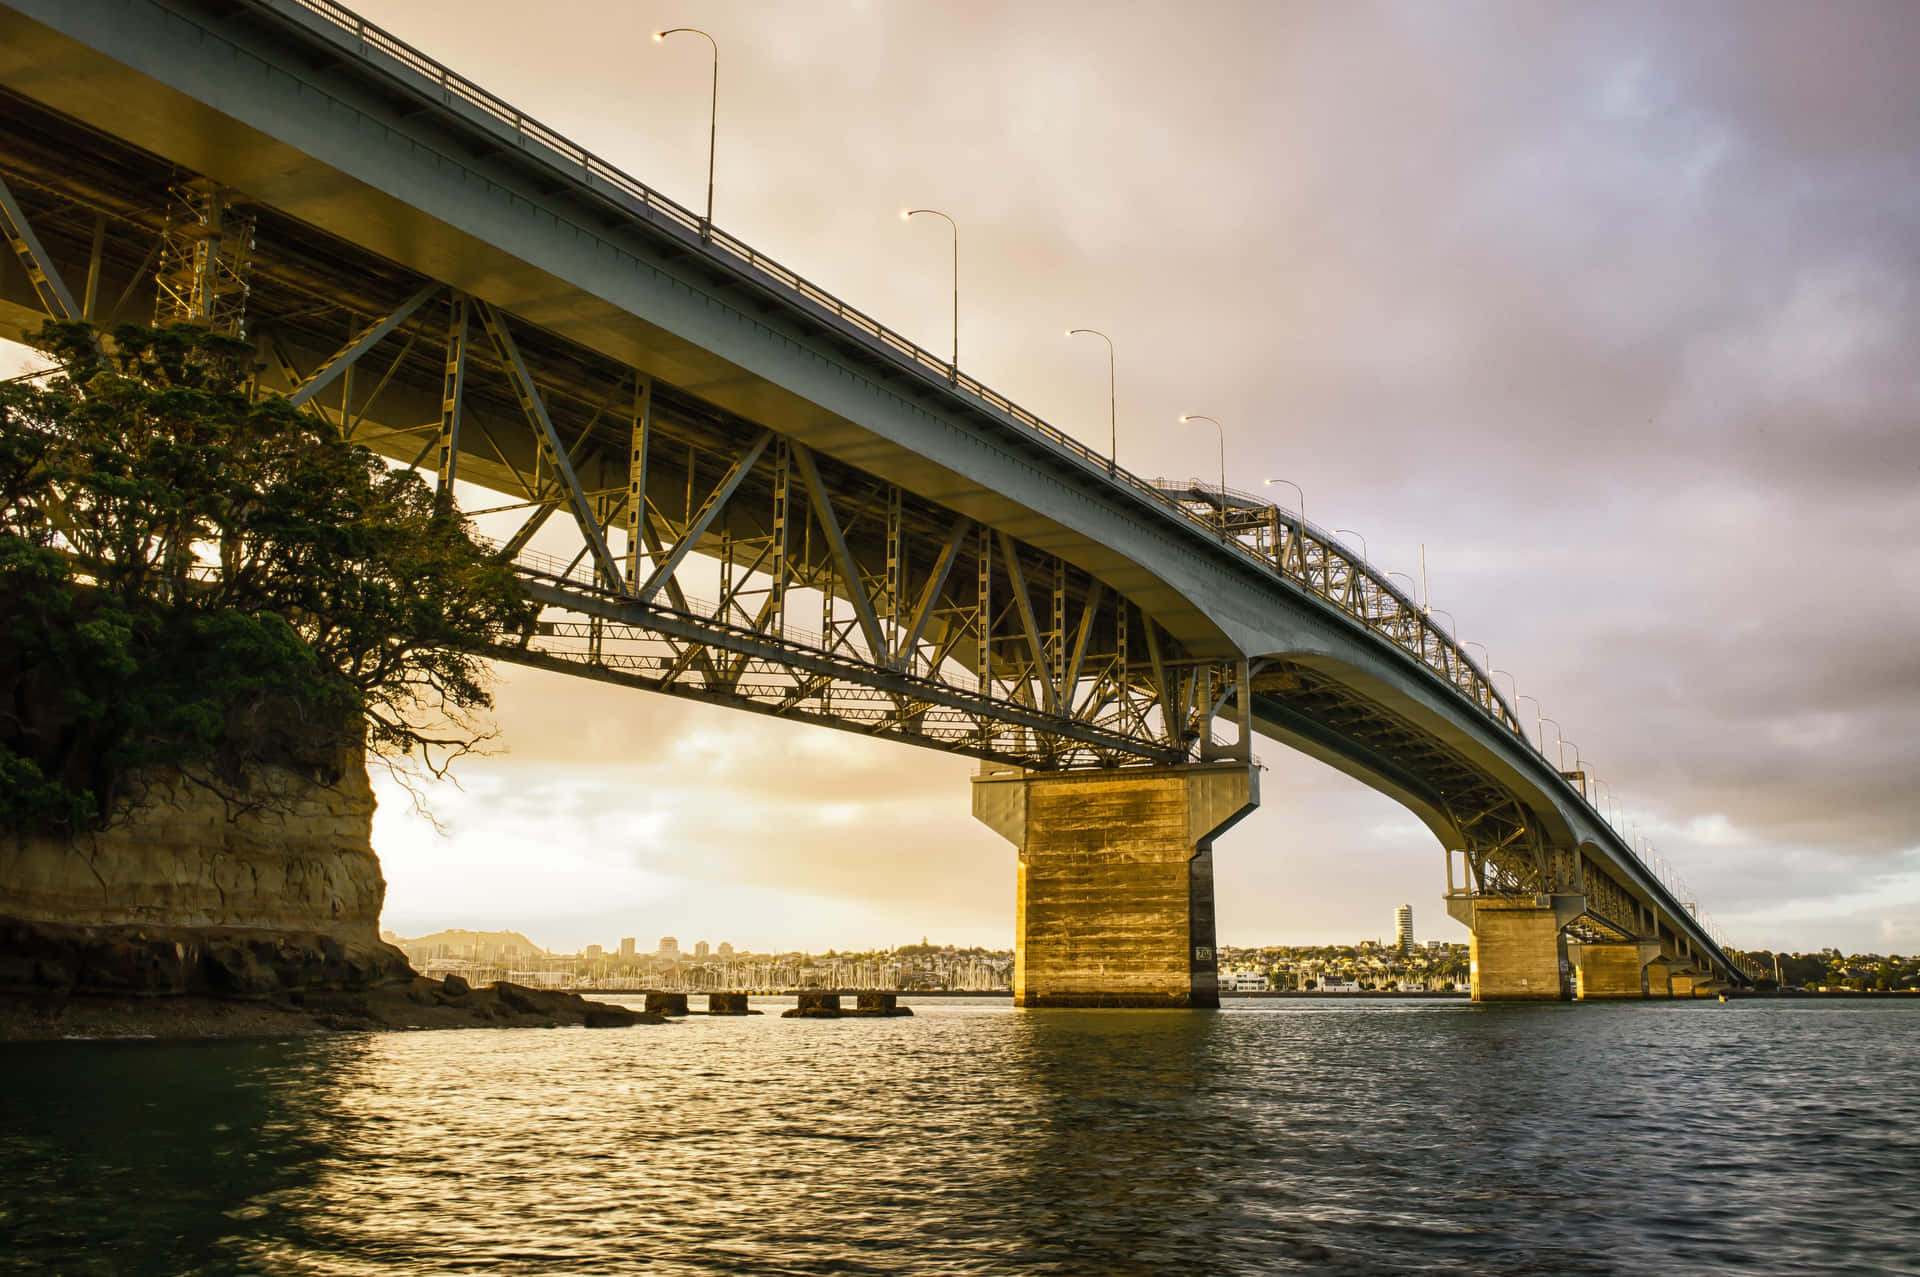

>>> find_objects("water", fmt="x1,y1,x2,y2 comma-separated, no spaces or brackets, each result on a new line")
1,997,1915,1275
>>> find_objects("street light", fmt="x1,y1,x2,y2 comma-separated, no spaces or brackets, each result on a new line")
653,28,719,238
1262,478,1306,533
1334,528,1368,566
1066,328,1116,474
1461,638,1490,669
1386,570,1420,618
1516,693,1545,752
1427,607,1457,636
1537,711,1561,762
1178,415,1226,530
902,208,958,380
1490,667,1518,704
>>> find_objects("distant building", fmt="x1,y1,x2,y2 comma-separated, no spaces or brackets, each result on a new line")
619,937,635,959
1395,904,1414,954
658,936,681,961
717,942,734,959
694,940,710,961
1426,938,1445,953
1322,977,1361,993
584,944,603,960
1223,969,1268,992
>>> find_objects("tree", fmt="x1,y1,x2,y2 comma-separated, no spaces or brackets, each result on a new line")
0,322,536,832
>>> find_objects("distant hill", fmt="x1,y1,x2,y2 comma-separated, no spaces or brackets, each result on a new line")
395,929,546,958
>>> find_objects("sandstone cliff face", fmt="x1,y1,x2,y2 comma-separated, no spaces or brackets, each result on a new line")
0,755,411,997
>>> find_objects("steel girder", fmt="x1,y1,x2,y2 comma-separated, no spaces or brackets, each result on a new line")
484,384,1240,769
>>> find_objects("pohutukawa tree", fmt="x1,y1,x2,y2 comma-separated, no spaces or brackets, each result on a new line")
0,321,537,833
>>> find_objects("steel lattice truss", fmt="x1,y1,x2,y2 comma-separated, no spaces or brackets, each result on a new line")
1251,662,1548,894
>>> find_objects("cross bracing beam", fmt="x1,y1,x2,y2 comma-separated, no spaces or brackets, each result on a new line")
284,280,438,408
508,575,1191,769
790,441,888,665
636,428,771,603
0,168,80,320
474,299,624,592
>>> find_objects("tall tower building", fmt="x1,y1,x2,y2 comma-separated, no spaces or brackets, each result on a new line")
1394,904,1414,955
658,936,681,961
619,937,636,959
694,940,711,960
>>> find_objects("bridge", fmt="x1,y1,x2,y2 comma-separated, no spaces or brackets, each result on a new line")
0,0,1749,1003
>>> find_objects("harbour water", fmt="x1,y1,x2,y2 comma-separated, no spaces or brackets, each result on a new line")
1,997,1915,1275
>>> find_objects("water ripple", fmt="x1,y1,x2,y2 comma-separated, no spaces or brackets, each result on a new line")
1,998,1917,1274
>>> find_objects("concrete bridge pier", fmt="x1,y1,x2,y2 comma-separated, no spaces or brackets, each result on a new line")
1571,939,1663,999
1445,893,1586,1001
1668,970,1727,998
972,761,1258,1008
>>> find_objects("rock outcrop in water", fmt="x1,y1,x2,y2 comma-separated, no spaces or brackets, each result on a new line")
0,753,409,999
0,753,653,1038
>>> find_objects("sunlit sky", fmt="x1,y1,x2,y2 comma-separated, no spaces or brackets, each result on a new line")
10,0,1919,956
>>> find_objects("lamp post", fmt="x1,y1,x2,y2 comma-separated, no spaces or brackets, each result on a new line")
1066,328,1116,474
1427,607,1457,636
1334,528,1367,566
902,208,958,380
1179,415,1226,531
653,27,719,238
1491,667,1518,704
1461,638,1490,669
1537,711,1561,762
1262,478,1305,533
1386,571,1421,624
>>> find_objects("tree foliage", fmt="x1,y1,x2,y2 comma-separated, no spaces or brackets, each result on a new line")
0,322,537,832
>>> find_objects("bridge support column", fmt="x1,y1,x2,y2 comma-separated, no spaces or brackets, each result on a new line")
1445,894,1584,1002
1646,962,1673,998
972,762,1257,1008
1571,939,1662,999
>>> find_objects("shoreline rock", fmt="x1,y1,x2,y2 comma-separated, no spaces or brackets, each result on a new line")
0,754,668,1041
0,976,665,1042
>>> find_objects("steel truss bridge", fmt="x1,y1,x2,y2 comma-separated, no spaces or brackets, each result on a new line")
0,0,1750,986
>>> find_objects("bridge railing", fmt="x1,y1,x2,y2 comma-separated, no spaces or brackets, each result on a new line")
253,0,1734,966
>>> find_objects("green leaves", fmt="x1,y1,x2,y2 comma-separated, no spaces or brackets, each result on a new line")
0,321,534,831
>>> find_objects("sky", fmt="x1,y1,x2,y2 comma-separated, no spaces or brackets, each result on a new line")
12,0,1919,956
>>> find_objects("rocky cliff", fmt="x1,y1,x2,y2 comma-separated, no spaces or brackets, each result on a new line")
0,753,412,997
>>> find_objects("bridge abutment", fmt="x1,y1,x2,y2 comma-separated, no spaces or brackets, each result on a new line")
972,762,1257,1009
1446,894,1583,1001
